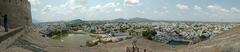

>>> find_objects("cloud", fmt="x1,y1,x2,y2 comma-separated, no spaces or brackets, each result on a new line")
115,8,122,12
207,5,229,17
194,5,202,11
206,5,240,18
90,2,120,13
153,7,169,16
28,0,41,6
231,7,240,13
37,0,125,22
39,5,68,21
176,4,189,10
41,5,53,14
124,0,140,6
193,5,209,14
153,10,158,14
230,7,240,18
35,0,90,22
163,6,167,10
159,10,169,16
64,0,88,10
137,10,145,14
207,5,230,12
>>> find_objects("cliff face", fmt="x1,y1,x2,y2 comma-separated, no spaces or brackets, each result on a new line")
0,0,32,29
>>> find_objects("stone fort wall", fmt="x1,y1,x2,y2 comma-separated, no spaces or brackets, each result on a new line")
0,0,32,29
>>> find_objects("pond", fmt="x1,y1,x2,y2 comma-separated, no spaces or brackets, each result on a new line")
60,33,96,45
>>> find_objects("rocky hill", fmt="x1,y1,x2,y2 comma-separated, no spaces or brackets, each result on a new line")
128,17,152,22
177,26,240,52
111,17,153,22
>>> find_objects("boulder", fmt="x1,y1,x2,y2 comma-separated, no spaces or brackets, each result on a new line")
111,37,120,43
96,34,111,39
92,39,100,43
100,38,112,43
86,40,98,47
101,35,111,38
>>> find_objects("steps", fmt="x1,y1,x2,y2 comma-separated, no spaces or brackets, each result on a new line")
7,37,47,52
0,27,24,51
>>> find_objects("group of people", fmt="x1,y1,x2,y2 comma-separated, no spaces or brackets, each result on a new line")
1,13,8,32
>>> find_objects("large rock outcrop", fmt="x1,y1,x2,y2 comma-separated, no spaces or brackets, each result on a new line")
0,0,32,28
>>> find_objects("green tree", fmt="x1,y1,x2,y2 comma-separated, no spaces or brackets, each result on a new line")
142,29,157,40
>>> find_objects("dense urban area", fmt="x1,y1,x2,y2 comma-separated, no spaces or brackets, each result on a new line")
33,18,240,47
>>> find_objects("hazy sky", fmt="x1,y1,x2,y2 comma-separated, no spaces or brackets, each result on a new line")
29,0,240,22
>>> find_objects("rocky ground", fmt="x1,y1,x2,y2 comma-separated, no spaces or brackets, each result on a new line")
178,26,240,52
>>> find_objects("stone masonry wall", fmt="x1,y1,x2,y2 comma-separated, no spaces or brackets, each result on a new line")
0,0,32,29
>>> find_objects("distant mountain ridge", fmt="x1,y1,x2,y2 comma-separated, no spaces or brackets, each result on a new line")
128,17,152,22
112,17,153,22
69,19,88,24
34,17,240,24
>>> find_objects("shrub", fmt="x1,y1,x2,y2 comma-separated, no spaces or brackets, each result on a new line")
142,29,157,40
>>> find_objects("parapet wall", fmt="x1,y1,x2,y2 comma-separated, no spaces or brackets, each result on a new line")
0,0,32,29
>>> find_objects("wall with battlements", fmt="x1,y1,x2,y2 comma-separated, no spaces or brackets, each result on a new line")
0,0,32,29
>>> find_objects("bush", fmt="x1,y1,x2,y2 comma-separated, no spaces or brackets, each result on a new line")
49,29,69,39
198,35,211,41
142,29,157,40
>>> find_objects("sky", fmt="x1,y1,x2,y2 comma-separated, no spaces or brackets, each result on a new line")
28,0,240,22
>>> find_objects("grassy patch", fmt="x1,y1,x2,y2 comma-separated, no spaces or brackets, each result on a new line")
51,32,69,40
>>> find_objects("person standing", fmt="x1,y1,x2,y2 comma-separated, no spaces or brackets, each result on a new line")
3,14,8,32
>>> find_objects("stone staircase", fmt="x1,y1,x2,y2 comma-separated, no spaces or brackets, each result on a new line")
0,26,55,52
0,27,24,51
6,37,47,52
